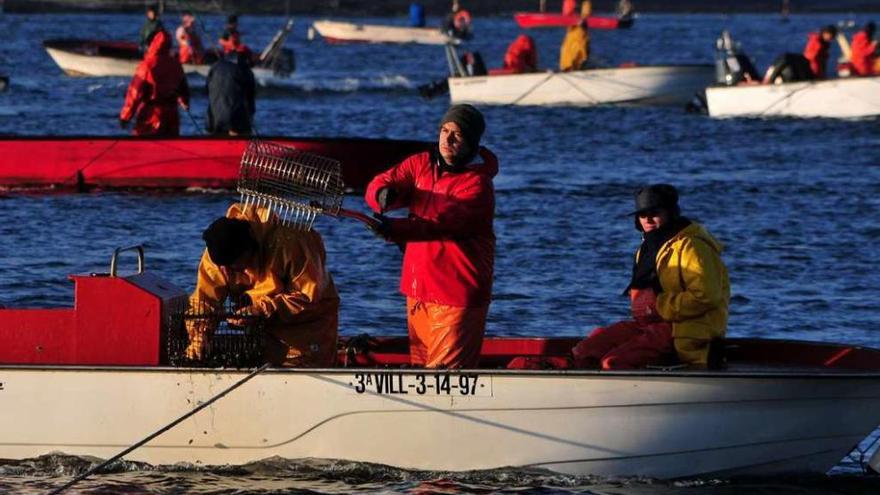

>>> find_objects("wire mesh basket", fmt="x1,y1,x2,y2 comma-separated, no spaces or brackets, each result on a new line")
166,296,266,368
238,140,346,231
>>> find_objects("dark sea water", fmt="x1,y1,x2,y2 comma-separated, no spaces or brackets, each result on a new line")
1,9,879,495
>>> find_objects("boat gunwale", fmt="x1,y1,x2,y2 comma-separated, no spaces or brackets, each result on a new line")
706,74,880,93
2,365,879,379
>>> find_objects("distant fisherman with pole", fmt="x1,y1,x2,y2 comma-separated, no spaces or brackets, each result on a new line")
205,50,256,136
365,105,498,368
119,29,190,136
559,2,591,71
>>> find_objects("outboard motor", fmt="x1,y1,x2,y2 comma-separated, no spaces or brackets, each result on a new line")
715,30,760,85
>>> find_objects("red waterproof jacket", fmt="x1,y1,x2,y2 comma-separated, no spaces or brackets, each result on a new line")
365,148,498,308
850,31,878,76
120,30,190,136
562,0,576,16
803,32,829,79
503,34,538,73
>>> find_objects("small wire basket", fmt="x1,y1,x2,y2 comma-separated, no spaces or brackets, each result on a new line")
166,296,266,368
238,140,346,231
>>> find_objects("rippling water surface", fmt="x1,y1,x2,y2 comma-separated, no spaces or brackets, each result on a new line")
0,9,879,495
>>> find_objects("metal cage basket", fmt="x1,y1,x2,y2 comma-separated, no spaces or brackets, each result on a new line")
166,296,266,368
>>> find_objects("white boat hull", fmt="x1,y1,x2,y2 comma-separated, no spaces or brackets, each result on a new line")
705,77,880,118
312,20,460,45
448,65,714,106
2,366,878,477
44,47,285,87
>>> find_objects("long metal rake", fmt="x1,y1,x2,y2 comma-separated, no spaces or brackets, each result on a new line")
238,140,379,231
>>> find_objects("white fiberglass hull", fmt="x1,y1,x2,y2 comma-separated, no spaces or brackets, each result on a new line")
448,65,714,106
705,77,880,118
1,366,878,478
312,20,460,45
44,47,285,86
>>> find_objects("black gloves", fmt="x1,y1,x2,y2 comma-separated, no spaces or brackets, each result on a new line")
368,213,393,239
376,187,398,213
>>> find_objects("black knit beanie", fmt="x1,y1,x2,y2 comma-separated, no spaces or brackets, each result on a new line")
439,104,486,148
202,217,254,266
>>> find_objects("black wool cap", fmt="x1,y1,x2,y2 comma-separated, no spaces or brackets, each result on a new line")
629,184,680,216
202,217,254,266
439,104,486,148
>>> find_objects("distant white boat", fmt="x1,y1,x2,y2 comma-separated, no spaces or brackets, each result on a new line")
705,76,880,118
448,65,715,107
311,20,461,45
43,20,295,87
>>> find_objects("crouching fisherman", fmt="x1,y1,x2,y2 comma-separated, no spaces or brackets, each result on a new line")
572,184,730,370
187,203,340,367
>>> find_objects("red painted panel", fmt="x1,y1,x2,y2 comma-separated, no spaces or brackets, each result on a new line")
0,309,76,363
0,136,431,191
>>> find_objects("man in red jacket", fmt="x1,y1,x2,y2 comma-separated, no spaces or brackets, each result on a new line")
803,25,837,79
119,29,190,136
850,22,878,76
365,104,497,369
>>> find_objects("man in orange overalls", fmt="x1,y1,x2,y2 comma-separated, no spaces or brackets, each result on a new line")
365,105,498,369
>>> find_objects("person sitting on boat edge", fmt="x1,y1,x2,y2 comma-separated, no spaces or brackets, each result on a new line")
572,184,730,370
186,203,340,367
803,25,837,80
364,104,498,369
139,4,164,56
849,22,878,76
559,3,592,71
206,50,256,136
175,10,204,65
119,29,190,137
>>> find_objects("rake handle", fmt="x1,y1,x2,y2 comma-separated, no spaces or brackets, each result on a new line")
337,207,380,228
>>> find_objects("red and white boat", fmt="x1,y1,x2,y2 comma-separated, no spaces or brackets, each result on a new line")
513,13,634,30
0,136,431,191
0,248,879,477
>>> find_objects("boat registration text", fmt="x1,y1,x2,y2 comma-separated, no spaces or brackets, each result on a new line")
348,372,491,397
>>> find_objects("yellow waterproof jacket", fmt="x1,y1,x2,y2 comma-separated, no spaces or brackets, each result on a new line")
559,25,590,71
188,203,339,366
649,223,730,365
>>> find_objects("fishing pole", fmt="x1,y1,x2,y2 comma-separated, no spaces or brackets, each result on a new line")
45,362,271,495
185,106,203,135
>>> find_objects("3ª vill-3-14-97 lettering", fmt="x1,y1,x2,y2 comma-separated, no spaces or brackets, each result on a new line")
349,372,490,396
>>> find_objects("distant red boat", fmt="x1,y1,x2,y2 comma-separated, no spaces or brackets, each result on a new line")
0,136,432,192
513,13,634,30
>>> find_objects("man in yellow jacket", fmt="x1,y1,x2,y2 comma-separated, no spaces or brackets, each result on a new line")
572,184,730,369
559,2,591,71
186,203,340,367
